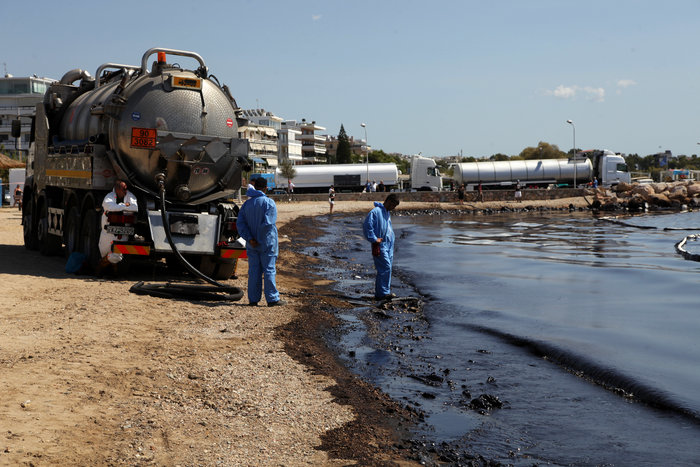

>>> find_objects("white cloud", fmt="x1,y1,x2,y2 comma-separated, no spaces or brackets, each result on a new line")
545,84,605,102
615,79,637,95
617,79,637,88
550,85,577,99
312,14,322,21
583,86,605,102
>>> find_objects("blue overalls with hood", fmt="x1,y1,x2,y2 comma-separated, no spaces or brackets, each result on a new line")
236,185,280,304
363,201,395,298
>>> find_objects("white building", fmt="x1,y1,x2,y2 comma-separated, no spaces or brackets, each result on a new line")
284,119,327,163
278,123,302,164
0,75,55,156
239,109,282,169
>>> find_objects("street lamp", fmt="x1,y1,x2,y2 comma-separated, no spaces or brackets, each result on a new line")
566,119,576,188
361,123,368,186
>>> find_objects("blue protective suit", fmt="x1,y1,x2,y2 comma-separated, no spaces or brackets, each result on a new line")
236,186,280,304
363,202,395,298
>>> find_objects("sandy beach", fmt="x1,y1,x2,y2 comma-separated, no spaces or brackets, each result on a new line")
0,196,589,465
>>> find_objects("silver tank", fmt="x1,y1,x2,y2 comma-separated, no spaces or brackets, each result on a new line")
453,158,593,185
56,48,244,201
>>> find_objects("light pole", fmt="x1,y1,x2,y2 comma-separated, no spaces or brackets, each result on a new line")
361,123,368,186
567,119,576,188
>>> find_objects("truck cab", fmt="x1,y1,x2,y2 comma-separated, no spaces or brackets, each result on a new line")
410,155,442,191
590,150,631,187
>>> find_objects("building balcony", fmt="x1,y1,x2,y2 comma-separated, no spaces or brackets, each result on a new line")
302,143,327,154
296,133,326,143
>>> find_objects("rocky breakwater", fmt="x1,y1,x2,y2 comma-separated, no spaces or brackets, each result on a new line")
587,180,700,212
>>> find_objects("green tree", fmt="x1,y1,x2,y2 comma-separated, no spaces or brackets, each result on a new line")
489,153,511,161
335,124,352,164
519,141,566,160
278,159,297,185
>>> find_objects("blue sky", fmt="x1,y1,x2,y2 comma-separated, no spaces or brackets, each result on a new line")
3,0,699,159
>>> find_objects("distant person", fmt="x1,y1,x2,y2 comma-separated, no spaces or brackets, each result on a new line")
237,177,285,307
365,180,372,193
329,185,336,214
514,180,522,203
371,180,377,192
363,193,400,300
13,185,22,210
287,179,295,194
477,181,483,202
457,184,465,205
378,180,385,192
593,177,599,189
98,180,138,273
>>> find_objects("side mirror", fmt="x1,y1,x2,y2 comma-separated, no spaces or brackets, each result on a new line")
11,119,21,138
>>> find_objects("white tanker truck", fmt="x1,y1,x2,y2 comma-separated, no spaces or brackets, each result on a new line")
269,155,442,193
22,47,251,280
452,149,631,190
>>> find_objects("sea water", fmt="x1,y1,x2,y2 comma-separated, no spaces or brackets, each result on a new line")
308,210,700,465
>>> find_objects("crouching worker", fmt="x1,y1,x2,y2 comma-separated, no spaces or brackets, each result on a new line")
97,180,138,273
363,193,400,300
236,177,286,307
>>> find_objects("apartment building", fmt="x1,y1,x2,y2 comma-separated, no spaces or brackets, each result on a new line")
0,75,55,156
239,109,282,168
283,119,327,163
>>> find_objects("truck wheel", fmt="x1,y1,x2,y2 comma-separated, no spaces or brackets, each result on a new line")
38,199,62,256
212,259,237,280
79,208,101,273
64,206,81,257
23,192,38,251
195,255,217,277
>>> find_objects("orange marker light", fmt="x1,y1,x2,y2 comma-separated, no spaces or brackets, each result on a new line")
157,52,166,63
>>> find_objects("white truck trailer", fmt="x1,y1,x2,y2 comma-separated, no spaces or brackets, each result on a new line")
452,149,630,190
275,163,399,193
273,155,443,193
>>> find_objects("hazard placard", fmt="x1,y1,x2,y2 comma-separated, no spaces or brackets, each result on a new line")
131,128,157,148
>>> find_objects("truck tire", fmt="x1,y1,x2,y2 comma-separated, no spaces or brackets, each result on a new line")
195,255,217,277
64,206,81,257
38,198,62,256
212,259,237,280
23,191,38,251
79,207,101,273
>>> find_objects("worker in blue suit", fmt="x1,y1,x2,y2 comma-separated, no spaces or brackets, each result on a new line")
236,177,286,307
363,193,400,299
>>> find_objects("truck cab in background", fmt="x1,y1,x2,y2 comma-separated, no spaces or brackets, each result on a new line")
586,149,632,187
410,155,442,191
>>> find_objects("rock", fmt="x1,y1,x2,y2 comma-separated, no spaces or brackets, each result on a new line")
615,182,632,193
632,184,655,198
651,182,668,193
667,185,688,200
467,393,503,412
649,193,672,207
687,183,700,197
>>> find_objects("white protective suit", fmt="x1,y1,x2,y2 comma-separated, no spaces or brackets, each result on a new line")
99,188,138,262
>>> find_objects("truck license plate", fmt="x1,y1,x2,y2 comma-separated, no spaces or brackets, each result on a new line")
105,225,135,235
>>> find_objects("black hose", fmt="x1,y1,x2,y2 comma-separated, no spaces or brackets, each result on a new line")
129,180,244,301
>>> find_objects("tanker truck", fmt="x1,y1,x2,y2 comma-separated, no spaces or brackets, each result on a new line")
270,155,442,193
274,163,399,193
452,149,630,190
22,47,251,279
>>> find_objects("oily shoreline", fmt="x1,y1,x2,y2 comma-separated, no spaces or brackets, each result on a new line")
271,197,605,464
